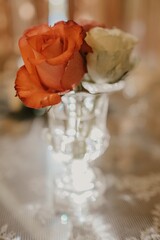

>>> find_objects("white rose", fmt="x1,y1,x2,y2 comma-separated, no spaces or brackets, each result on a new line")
85,27,137,84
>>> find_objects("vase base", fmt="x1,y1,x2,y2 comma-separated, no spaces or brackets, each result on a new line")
53,167,106,217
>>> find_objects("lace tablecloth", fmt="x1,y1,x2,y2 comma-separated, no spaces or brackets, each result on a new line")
0,82,160,239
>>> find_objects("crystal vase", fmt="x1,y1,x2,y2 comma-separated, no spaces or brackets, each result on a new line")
45,82,124,214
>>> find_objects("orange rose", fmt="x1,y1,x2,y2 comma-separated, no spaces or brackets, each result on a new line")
15,21,86,109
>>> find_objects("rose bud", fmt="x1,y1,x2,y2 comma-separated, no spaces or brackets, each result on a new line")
85,27,137,84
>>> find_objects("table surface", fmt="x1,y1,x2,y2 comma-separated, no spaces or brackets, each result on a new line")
0,77,160,240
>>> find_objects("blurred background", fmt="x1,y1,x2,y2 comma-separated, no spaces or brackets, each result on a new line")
0,2,160,237
0,0,160,128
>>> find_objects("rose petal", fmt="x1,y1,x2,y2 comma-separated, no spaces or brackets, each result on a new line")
54,21,84,49
36,61,65,90
42,37,63,58
61,51,85,89
46,40,75,65
24,24,50,37
27,35,44,52
15,66,61,109
19,25,51,71
85,27,137,52
47,21,85,65
46,38,75,65
29,57,45,65
19,36,35,74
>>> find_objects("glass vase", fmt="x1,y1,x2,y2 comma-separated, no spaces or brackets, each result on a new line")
45,82,124,215
45,91,108,212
